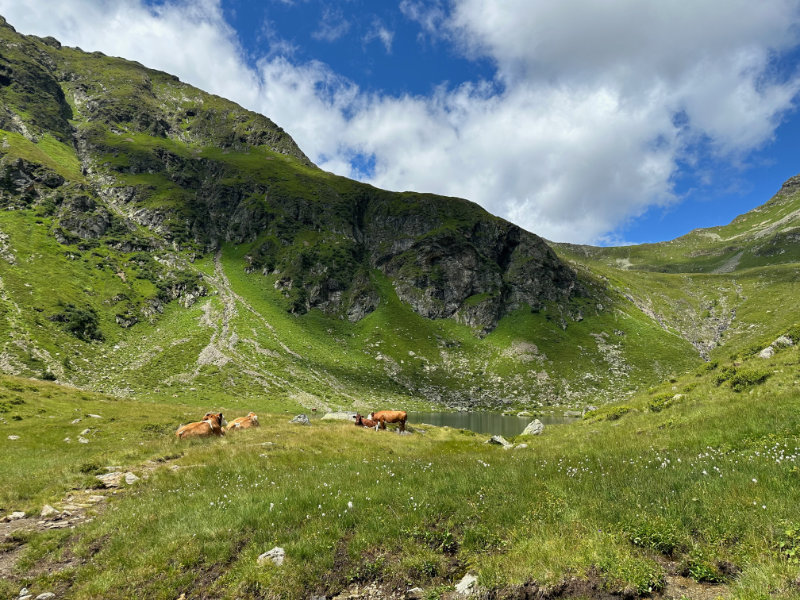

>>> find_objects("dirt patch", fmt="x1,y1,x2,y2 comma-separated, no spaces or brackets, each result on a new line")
658,575,729,600
482,571,634,600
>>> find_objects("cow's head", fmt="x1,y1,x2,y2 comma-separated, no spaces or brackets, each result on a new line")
204,412,227,429
353,413,363,426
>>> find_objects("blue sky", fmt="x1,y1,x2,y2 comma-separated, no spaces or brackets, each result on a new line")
2,0,800,245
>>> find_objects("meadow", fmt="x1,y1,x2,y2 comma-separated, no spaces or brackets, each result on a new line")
2,333,799,599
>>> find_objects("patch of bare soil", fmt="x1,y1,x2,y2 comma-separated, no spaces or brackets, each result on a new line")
658,575,729,600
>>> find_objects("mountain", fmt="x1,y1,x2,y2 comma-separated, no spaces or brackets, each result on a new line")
552,176,800,358
0,16,796,412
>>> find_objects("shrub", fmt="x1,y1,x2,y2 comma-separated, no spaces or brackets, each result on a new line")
785,325,800,344
583,405,633,421
49,303,104,341
713,365,737,386
648,393,675,413
729,367,771,392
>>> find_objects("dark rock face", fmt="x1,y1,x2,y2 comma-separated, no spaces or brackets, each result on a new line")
362,197,578,330
778,175,800,197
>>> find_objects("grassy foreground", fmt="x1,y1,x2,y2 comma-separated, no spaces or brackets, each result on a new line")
2,336,800,599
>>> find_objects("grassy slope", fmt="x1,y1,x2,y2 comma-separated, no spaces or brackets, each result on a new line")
0,19,706,410
1,331,799,599
553,180,800,360
0,124,700,411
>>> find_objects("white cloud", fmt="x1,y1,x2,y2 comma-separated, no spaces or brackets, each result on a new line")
363,19,394,54
311,7,350,43
2,0,799,243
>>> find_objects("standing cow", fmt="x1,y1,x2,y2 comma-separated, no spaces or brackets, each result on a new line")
368,410,407,432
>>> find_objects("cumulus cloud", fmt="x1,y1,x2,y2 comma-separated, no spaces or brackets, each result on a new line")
2,0,799,243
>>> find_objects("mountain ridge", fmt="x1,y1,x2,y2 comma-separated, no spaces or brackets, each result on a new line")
0,16,796,410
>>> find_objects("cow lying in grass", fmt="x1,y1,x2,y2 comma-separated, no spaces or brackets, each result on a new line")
369,410,407,432
353,413,380,430
226,412,259,432
175,412,227,439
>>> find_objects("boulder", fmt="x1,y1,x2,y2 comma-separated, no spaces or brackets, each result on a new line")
774,335,794,347
125,472,140,485
521,419,544,436
6,511,26,521
455,573,479,596
8,435,19,440
35,594,56,600
486,435,512,448
258,546,285,566
96,472,124,488
40,504,59,518
321,412,357,421
78,436,89,444
759,346,775,359
290,414,310,425
406,587,424,599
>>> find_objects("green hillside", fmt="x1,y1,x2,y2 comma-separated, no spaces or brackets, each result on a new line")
0,17,707,412
1,326,799,599
553,178,800,359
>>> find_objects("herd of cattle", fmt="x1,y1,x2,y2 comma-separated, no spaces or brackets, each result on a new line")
175,410,407,439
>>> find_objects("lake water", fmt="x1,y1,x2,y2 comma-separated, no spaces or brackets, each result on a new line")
407,411,577,437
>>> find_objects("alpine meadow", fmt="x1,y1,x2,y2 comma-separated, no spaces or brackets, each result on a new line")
1,14,799,600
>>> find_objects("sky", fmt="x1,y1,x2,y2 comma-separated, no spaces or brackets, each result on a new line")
2,0,800,245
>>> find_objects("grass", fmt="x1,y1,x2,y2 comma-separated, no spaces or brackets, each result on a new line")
1,338,799,598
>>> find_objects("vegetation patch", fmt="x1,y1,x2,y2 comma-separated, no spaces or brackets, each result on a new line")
48,303,104,341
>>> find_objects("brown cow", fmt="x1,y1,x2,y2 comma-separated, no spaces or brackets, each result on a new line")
226,412,260,432
175,412,227,439
353,413,379,430
369,410,407,432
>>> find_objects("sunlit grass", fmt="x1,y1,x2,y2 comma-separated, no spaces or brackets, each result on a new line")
3,339,799,598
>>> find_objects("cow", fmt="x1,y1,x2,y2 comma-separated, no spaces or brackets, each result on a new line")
226,412,260,432
368,410,407,432
353,413,380,430
175,412,227,439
